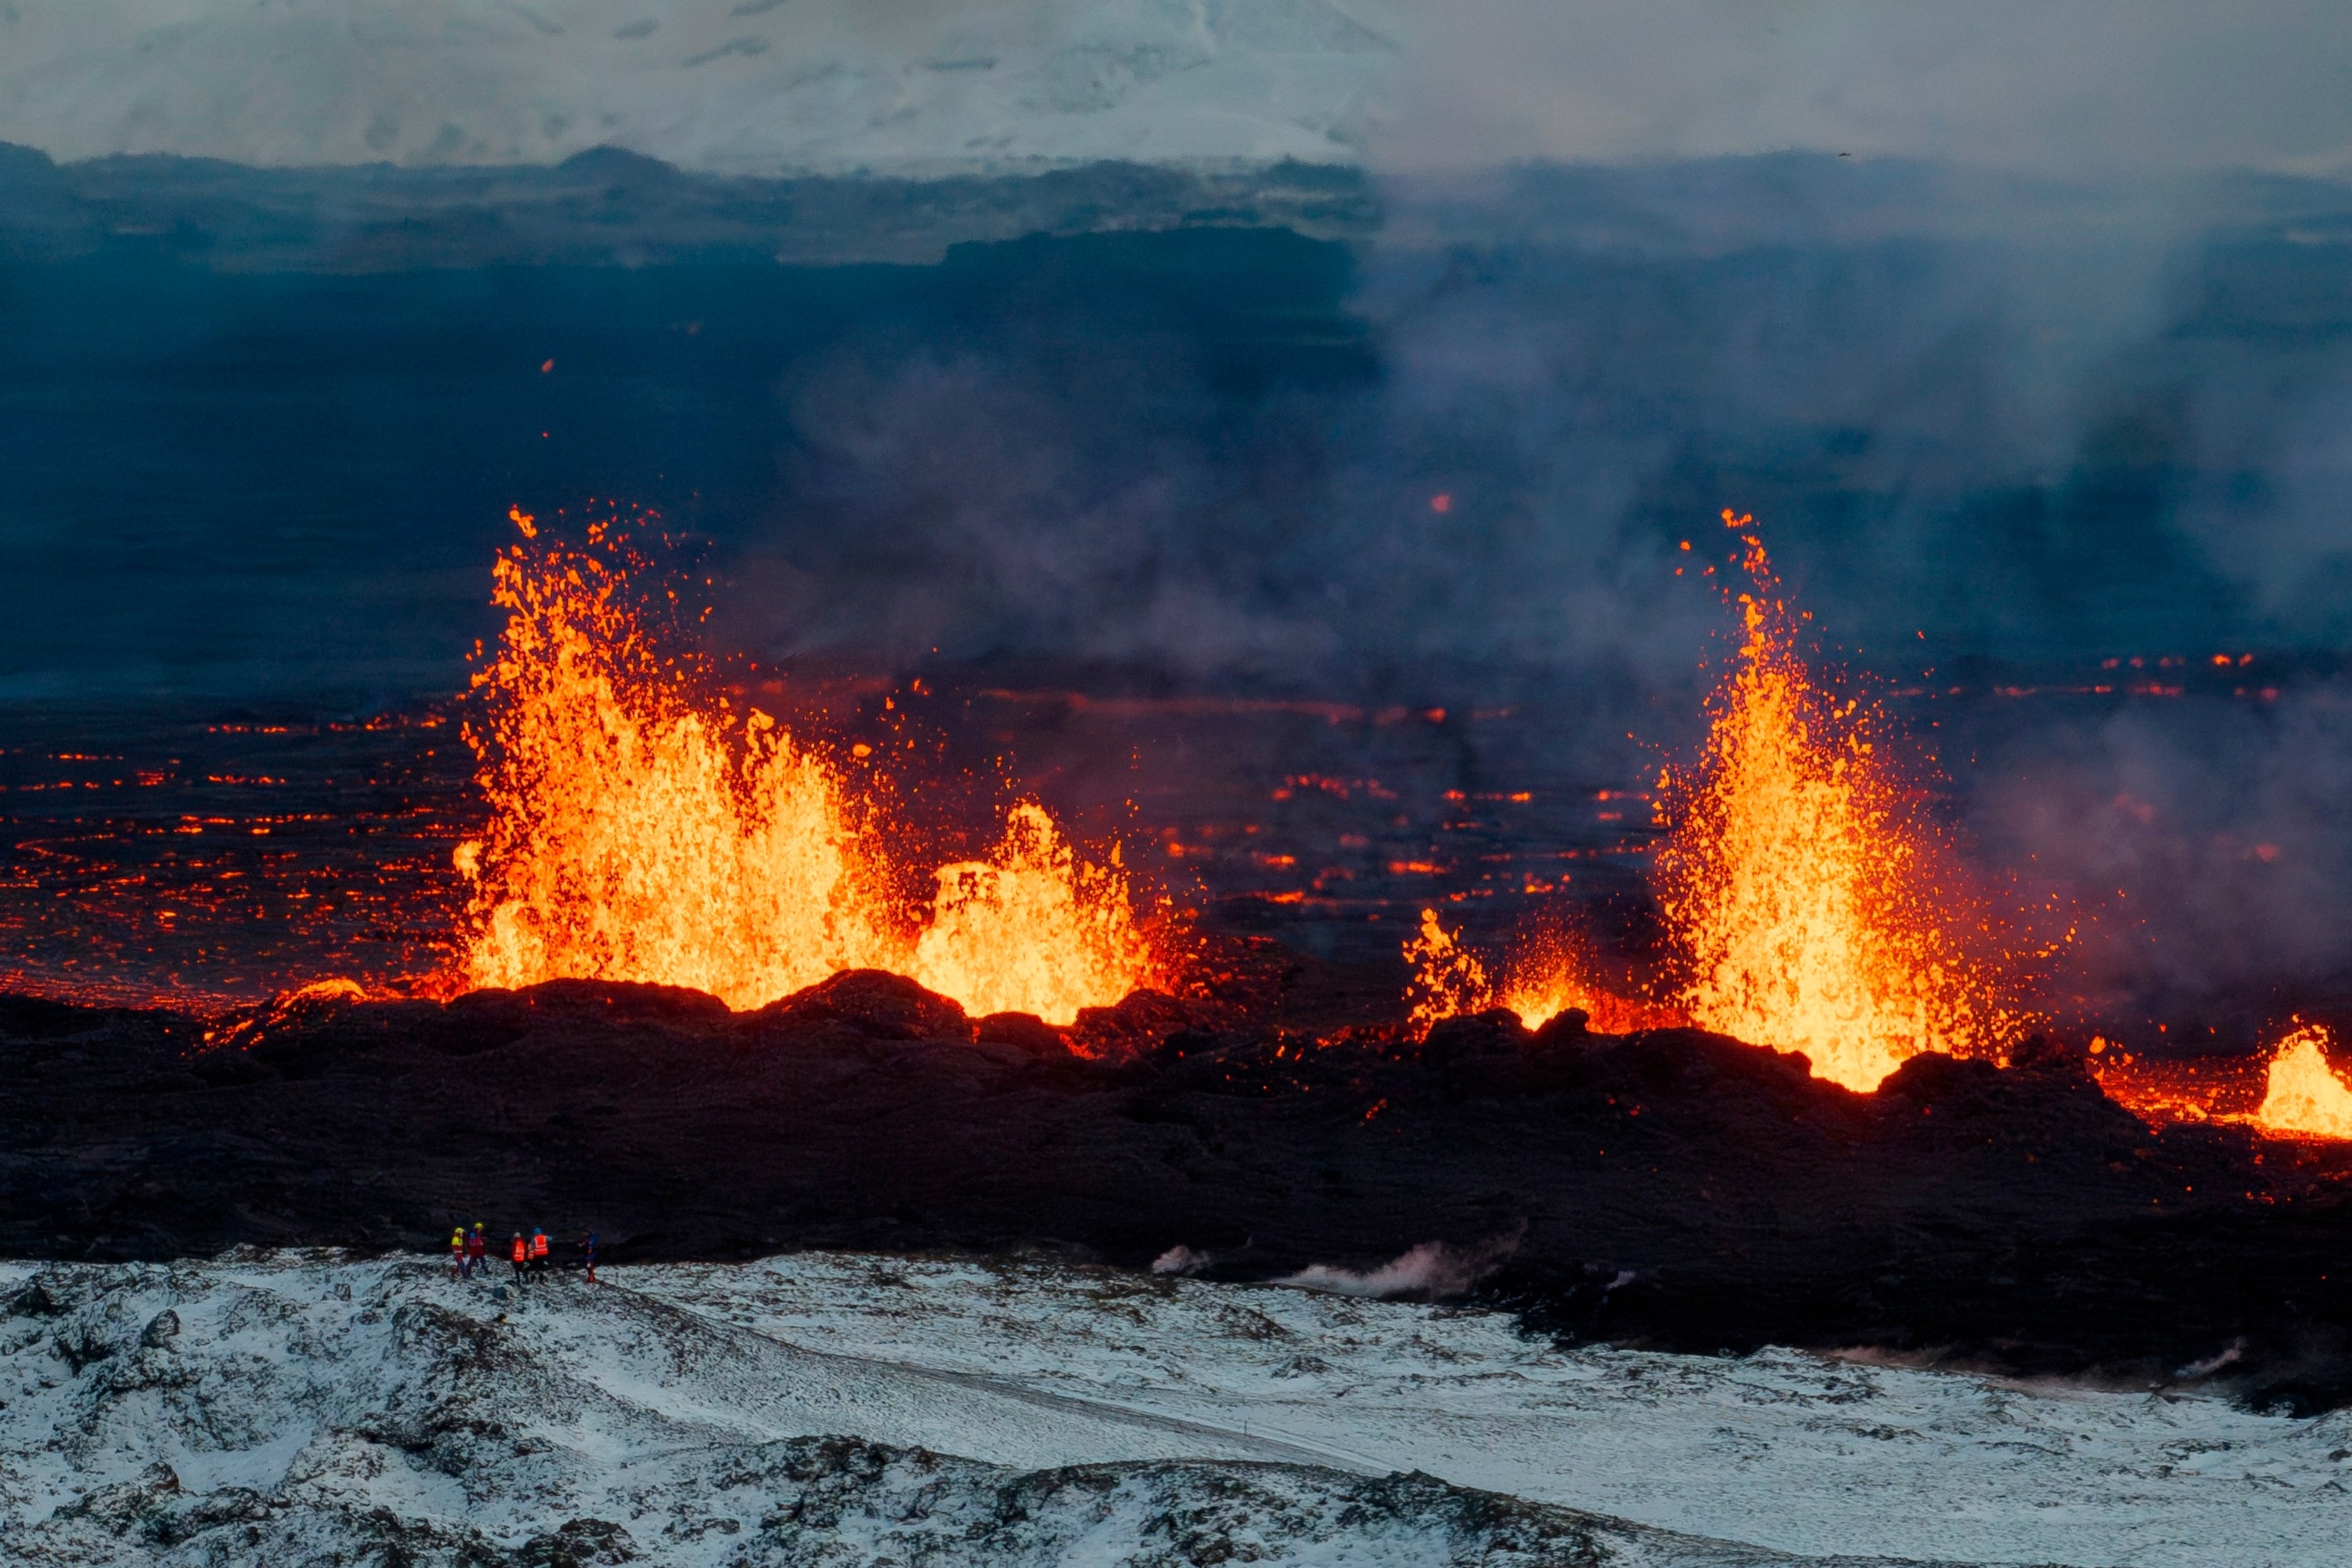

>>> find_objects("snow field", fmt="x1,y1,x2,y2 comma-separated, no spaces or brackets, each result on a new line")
0,1249,2345,1565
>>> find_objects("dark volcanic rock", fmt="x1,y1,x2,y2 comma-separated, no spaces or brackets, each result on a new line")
2,981,2348,1411
745,969,971,1042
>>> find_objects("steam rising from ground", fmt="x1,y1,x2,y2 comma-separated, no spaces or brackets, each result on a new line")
1963,679,2352,1024
736,160,2352,1025
1279,1236,1517,1299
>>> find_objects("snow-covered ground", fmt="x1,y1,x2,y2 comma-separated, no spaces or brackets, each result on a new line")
0,0,1393,174
2,1250,2347,1566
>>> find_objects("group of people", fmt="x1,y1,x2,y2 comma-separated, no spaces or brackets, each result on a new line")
447,1221,599,1286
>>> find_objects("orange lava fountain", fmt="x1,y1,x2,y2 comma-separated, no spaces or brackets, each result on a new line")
1655,513,2021,1090
2253,1022,2352,1139
452,511,1151,1024
1494,934,1688,1035
909,802,1152,1022
1403,908,1494,1034
1406,910,1681,1037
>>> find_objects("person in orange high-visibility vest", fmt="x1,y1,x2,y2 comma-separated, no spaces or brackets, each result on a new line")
510,1232,529,1287
530,1227,551,1280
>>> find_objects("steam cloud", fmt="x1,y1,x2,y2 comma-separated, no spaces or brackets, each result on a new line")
1966,680,2352,1034
1279,1235,1518,1299
1370,2,2352,176
709,154,2352,1023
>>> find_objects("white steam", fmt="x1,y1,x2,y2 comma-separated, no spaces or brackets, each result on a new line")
1278,1237,1512,1299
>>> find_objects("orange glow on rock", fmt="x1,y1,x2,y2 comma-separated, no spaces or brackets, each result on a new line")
1496,946,1687,1036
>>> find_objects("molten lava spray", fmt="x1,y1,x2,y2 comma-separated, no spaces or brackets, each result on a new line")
1493,934,1687,1036
1403,909,1494,1034
454,513,890,1006
1655,514,2019,1090
2254,1023,2352,1139
909,802,1152,1023
453,511,1151,1024
1406,910,1682,1037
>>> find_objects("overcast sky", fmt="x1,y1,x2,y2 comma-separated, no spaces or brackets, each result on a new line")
1375,1,2352,175
0,1,2347,175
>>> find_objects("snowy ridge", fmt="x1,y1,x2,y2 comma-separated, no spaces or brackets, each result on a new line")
0,1,1393,175
0,1250,2345,1565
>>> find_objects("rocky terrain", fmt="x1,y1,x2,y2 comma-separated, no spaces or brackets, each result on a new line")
2,961,2350,1418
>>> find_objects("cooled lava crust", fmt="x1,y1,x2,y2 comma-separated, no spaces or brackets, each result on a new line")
5,952,2350,1412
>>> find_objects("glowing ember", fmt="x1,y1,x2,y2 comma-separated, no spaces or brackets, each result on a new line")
453,512,1150,1021
1655,512,2019,1091
909,803,1152,1024
2253,1023,2352,1140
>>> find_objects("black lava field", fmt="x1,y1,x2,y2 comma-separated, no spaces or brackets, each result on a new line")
5,950,2349,1416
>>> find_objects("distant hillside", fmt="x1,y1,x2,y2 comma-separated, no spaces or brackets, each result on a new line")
0,142,1378,270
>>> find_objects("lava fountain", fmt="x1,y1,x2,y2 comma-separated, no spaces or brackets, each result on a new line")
1406,910,1682,1037
2253,1022,2352,1139
908,802,1151,1023
452,511,1152,1024
1408,513,2027,1085
1656,513,2026,1089
1655,514,2022,1090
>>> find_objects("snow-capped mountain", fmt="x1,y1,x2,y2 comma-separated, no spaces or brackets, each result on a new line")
0,0,1394,175
3,1250,2345,1566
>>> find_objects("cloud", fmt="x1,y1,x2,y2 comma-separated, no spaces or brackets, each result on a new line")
0,0,1390,172
11,2,2351,179
1367,1,2352,177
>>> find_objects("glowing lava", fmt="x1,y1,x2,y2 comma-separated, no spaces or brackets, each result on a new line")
909,802,1152,1024
2253,1023,2352,1139
1494,936,1687,1035
452,512,1151,1024
1406,910,1681,1037
1655,513,2020,1090
1403,908,1494,1034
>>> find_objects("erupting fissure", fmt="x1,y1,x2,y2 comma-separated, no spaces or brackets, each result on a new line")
1654,515,2024,1089
1405,910,1681,1037
907,803,1151,1023
1412,511,2030,1092
2253,1022,2352,1140
450,511,1152,1024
